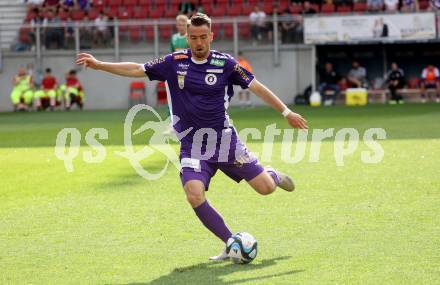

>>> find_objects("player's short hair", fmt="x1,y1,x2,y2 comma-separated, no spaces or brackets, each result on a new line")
176,14,188,22
45,68,51,73
69,69,77,75
188,13,211,30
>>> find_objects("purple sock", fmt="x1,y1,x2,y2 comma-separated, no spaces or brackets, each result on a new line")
266,168,280,185
193,200,232,243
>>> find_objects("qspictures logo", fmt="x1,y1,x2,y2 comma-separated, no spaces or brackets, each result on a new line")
54,104,386,180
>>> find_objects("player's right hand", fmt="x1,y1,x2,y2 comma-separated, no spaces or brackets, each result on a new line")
76,53,101,70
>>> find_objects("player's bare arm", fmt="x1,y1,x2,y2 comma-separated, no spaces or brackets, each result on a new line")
249,79,308,129
76,53,145,78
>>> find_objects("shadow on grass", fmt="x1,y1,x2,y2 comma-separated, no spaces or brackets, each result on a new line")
110,256,303,285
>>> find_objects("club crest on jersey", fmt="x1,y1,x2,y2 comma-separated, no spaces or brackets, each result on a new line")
205,73,217,85
210,59,225,67
178,74,185,89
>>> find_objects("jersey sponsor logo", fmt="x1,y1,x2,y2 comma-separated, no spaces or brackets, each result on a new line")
181,157,200,169
206,69,223,73
146,57,165,67
205,73,217,85
234,64,250,81
178,74,185,89
177,70,187,76
212,53,228,59
178,63,189,70
173,54,189,60
210,59,225,67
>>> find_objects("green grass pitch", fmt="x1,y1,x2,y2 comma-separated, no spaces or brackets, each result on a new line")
0,104,439,284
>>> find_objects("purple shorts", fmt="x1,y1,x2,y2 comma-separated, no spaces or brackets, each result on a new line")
180,158,264,190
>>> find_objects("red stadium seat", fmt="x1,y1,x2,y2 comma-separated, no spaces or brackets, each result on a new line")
108,0,122,7
159,25,173,40
336,5,351,14
129,26,142,42
157,81,167,105
223,23,233,39
353,2,367,12
87,8,100,20
289,4,303,14
149,7,164,18
118,9,133,20
130,81,146,105
144,25,154,40
203,5,213,16
164,6,179,18
228,5,241,16
321,3,335,13
123,0,138,6
238,22,250,39
419,0,430,10
134,6,149,18
263,2,274,14
105,6,119,18
211,24,222,39
138,0,153,6
155,0,167,6
279,0,289,11
241,5,254,15
71,10,85,21
201,0,213,6
58,9,69,21
408,77,420,89
248,0,258,6
211,4,227,17
90,0,105,9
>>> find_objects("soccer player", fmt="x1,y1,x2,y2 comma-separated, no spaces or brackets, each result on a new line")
59,70,85,110
76,13,308,260
385,62,405,104
420,64,440,103
34,68,58,111
10,67,34,111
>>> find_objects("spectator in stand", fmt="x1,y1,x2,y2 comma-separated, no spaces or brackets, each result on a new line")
76,0,89,10
26,0,44,9
34,68,58,111
61,0,75,11
385,62,405,104
280,9,296,44
43,0,60,9
79,14,93,49
347,60,368,88
420,64,440,103
335,0,353,6
401,0,419,12
43,9,64,49
170,14,190,52
266,4,280,42
94,12,110,47
64,15,75,48
179,1,196,16
237,52,254,107
384,0,399,11
249,6,266,45
319,62,342,105
302,1,318,14
367,0,384,11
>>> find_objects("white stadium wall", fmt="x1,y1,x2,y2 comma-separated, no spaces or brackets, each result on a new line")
0,48,313,112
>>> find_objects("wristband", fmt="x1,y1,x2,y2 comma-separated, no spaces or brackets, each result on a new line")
282,108,292,117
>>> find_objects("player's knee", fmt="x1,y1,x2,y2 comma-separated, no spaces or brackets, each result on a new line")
255,180,276,196
184,182,205,207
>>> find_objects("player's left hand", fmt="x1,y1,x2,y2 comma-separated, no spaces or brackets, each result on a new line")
286,112,308,129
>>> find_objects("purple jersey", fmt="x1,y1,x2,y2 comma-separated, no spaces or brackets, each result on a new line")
143,49,255,162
